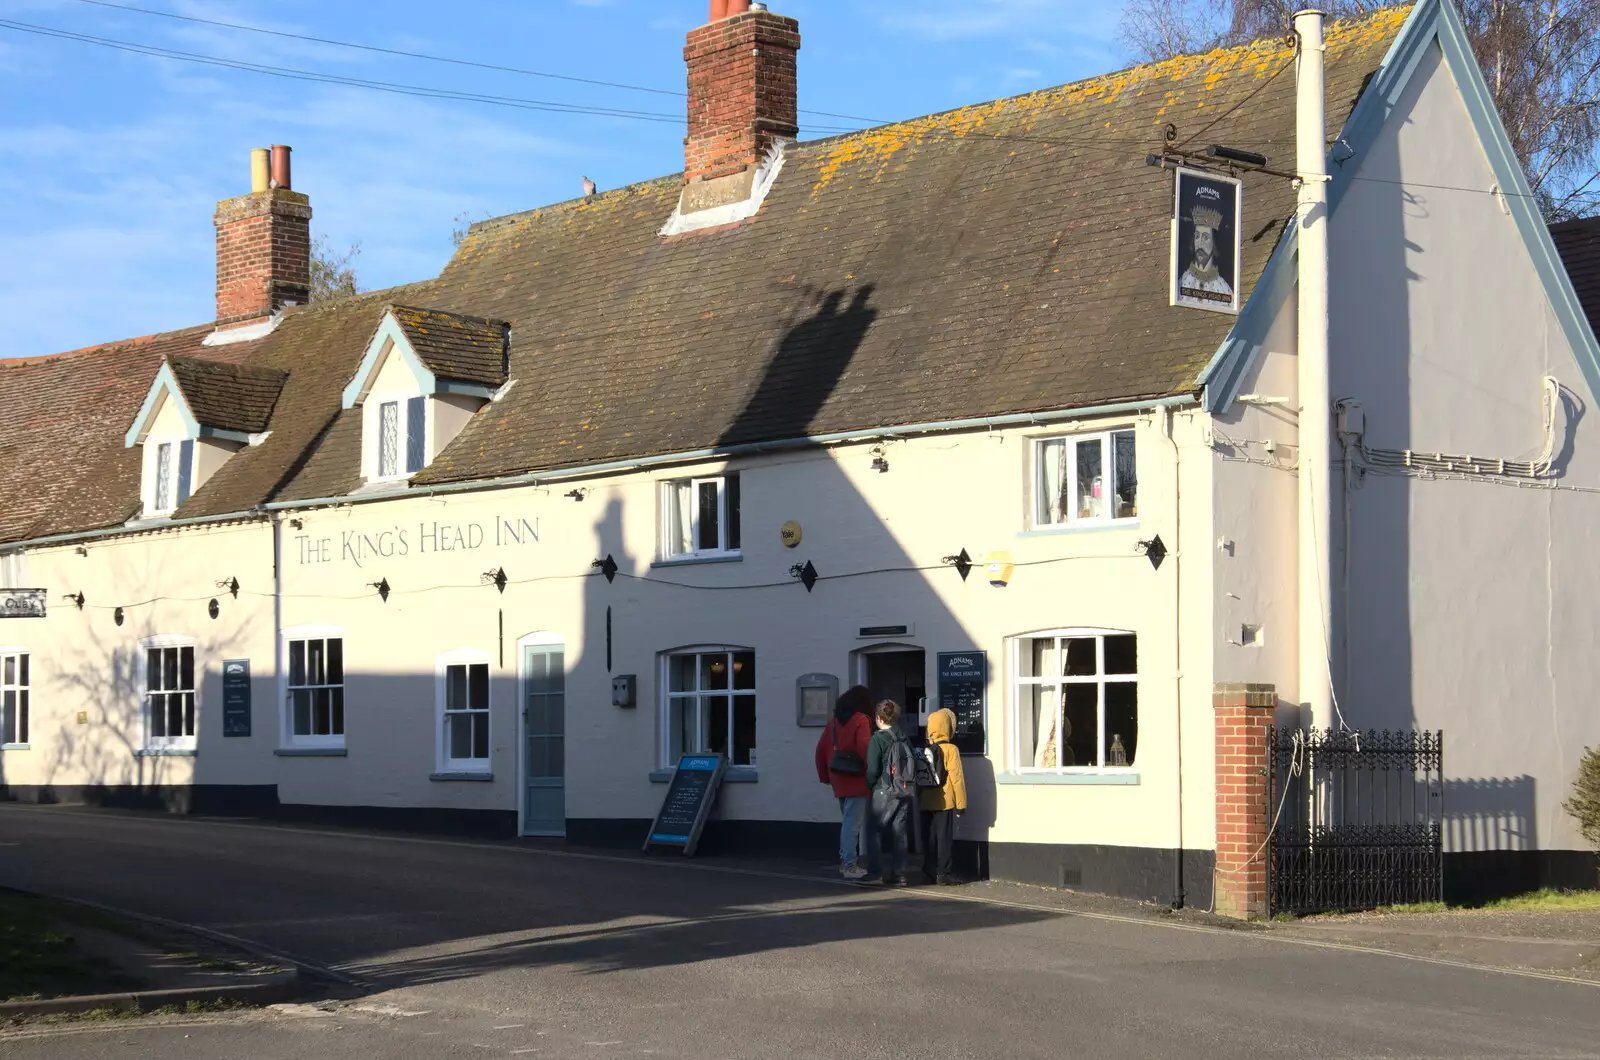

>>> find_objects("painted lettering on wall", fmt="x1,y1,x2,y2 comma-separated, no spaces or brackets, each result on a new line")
294,516,540,568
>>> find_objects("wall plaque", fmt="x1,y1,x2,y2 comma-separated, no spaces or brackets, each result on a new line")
0,590,46,619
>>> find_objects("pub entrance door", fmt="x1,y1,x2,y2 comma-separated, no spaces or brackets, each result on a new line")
861,647,927,856
520,639,566,837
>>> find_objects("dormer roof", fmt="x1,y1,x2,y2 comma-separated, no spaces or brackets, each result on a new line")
341,304,509,410
166,356,288,435
125,355,288,447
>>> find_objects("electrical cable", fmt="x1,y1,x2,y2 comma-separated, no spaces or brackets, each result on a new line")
0,18,862,132
67,0,895,126
1172,53,1295,151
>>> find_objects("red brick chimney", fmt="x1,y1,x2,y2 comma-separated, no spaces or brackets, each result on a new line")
679,1,799,215
213,145,311,327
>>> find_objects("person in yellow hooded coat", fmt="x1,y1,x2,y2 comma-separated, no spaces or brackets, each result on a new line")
920,707,967,884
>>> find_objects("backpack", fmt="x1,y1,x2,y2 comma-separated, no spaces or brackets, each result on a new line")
877,731,917,801
913,742,947,789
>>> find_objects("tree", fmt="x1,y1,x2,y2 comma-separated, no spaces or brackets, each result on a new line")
1116,0,1600,218
309,235,361,303
1566,746,1600,851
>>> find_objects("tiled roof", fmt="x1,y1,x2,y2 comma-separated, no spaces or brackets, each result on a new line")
0,325,219,543
0,8,1410,544
167,356,288,435
413,7,1409,485
388,305,507,387
1552,217,1600,337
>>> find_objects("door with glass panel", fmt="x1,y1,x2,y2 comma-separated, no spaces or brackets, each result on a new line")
521,642,566,836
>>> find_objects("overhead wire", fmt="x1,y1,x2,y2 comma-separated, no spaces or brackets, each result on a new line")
66,0,893,127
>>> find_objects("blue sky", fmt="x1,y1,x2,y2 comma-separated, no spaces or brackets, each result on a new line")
0,0,1128,358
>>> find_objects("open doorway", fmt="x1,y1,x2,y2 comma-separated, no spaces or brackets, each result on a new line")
858,646,927,857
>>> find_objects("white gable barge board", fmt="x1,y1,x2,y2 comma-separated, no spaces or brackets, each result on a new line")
1199,0,1600,414
124,362,200,448
341,312,436,410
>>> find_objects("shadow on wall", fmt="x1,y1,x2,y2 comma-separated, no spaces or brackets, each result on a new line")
10,566,261,814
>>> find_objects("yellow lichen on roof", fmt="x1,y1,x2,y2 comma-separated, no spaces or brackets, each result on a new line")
808,4,1411,195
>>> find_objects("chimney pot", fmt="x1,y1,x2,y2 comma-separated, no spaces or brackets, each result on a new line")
250,148,270,193
269,144,292,190
726,0,751,14
709,0,727,19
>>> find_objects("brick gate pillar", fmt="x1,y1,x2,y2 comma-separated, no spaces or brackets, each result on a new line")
1213,682,1275,918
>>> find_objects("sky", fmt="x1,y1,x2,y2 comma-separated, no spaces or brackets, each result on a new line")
0,0,1130,358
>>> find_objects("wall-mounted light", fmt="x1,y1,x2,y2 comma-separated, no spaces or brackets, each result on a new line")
790,560,819,592
208,598,221,620
289,518,304,530
592,555,618,583
483,567,509,594
114,607,124,626
941,548,974,581
1136,535,1168,571
370,577,391,602
565,489,588,502
74,546,89,557
66,591,86,610
870,445,889,473
217,577,241,598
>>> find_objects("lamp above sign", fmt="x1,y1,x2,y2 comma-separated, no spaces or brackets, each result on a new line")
0,589,46,619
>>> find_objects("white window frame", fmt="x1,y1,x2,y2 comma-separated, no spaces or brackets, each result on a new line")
437,648,492,772
658,645,757,768
659,474,740,560
139,634,197,751
1,648,29,749
281,625,345,749
1009,627,1138,774
364,390,429,484
1032,429,1138,529
143,435,196,517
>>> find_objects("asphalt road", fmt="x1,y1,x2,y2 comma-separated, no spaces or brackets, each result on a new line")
0,804,1595,1059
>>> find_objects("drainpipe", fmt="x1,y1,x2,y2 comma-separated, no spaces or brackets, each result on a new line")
1294,9,1333,730
1163,406,1186,909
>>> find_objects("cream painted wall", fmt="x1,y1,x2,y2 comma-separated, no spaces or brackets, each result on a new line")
432,394,482,461
1,408,1221,858
1225,40,1600,854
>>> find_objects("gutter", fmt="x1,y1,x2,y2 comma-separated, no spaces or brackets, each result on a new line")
2,392,1199,551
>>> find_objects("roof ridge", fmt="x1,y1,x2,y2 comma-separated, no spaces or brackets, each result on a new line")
2,321,216,368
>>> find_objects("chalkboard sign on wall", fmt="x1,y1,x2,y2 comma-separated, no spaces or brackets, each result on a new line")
936,651,987,755
644,754,726,856
222,659,251,738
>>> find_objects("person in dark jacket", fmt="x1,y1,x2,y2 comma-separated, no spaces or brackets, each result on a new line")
814,685,873,879
862,699,913,886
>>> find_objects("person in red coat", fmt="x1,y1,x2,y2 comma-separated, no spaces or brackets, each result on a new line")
815,685,873,879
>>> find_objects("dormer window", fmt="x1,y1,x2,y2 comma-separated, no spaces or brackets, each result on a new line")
125,355,286,519
342,305,509,486
152,440,194,514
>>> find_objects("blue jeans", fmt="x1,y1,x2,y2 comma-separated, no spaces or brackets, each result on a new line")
865,797,910,877
838,796,867,865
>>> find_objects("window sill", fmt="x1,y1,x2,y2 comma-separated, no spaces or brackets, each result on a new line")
135,748,196,758
431,771,493,782
997,771,1140,786
1,744,31,751
1017,520,1139,539
274,747,348,757
651,553,743,568
649,766,758,783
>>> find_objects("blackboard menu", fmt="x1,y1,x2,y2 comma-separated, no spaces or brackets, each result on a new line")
937,651,986,755
644,754,726,856
222,659,251,738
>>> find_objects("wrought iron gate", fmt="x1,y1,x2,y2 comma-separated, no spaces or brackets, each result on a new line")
1268,727,1443,915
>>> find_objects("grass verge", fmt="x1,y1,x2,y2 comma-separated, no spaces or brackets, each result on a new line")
0,892,138,1002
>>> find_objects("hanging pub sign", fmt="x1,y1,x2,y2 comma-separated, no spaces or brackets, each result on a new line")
0,589,46,619
1169,166,1242,315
